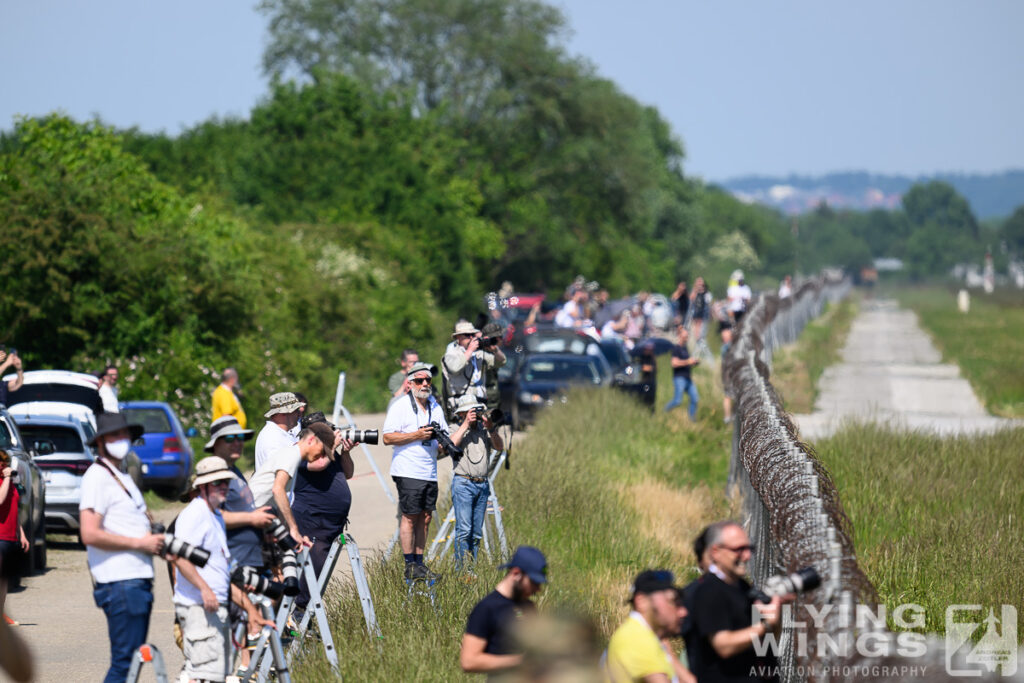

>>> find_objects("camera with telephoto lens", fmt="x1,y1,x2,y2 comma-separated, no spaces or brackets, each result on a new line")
749,566,821,603
232,566,285,600
478,336,500,350
423,421,463,457
263,516,301,595
264,516,294,552
300,411,379,445
151,522,211,568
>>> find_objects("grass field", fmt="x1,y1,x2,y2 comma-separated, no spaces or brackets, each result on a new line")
294,360,737,680
770,296,859,413
893,286,1024,417
815,423,1024,640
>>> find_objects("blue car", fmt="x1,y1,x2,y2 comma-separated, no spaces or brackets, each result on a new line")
119,401,194,496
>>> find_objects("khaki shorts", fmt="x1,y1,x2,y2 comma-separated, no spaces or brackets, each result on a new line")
174,603,231,682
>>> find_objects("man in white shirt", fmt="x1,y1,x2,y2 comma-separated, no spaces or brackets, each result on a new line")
383,362,469,580
726,270,753,326
172,456,236,683
79,412,167,683
97,365,120,413
248,423,335,549
254,392,305,470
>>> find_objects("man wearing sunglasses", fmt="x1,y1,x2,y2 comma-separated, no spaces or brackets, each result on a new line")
690,521,783,683
383,361,470,580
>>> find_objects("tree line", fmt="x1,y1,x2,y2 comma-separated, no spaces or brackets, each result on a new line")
2,0,1020,419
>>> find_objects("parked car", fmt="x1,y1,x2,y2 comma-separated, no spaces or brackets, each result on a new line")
505,352,611,427
13,414,96,532
0,407,47,575
4,370,144,490
119,401,194,497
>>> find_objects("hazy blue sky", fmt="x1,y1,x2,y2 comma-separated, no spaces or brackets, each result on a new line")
2,0,1021,181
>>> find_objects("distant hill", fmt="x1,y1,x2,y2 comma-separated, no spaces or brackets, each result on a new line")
717,170,1024,219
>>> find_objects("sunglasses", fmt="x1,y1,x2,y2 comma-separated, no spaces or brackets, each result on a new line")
411,377,432,385
221,434,245,443
718,544,756,554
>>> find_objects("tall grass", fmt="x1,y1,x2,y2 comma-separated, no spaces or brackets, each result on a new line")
770,296,858,413
293,363,736,680
815,422,1024,640
893,286,1024,417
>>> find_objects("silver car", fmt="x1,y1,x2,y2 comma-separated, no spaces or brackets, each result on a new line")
0,407,47,574
14,414,95,532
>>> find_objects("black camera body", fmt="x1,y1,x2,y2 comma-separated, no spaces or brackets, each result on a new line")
151,522,211,568
479,336,500,350
424,421,463,457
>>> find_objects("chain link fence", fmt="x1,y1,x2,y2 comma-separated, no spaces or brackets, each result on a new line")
721,278,1015,682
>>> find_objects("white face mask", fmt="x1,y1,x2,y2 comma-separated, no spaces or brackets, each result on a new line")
105,438,131,460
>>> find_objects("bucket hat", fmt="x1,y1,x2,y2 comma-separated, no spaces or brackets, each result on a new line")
192,456,236,490
451,321,480,338
87,412,144,446
263,392,306,418
204,416,255,453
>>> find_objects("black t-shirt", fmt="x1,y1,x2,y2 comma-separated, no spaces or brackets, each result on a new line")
692,573,779,683
671,344,692,379
292,457,352,539
464,590,536,656
680,575,705,673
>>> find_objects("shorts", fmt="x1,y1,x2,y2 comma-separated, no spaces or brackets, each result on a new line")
175,603,231,682
0,539,25,579
392,476,438,515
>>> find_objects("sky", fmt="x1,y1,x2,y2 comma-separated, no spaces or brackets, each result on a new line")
2,0,1022,181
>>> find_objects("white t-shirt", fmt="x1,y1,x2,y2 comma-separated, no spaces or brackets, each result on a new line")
383,394,448,482
79,462,154,583
98,384,119,413
249,445,302,507
172,497,231,605
554,300,579,329
254,422,298,471
727,283,752,312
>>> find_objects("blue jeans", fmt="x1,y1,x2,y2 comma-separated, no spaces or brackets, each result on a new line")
452,476,490,571
93,578,154,683
665,375,699,418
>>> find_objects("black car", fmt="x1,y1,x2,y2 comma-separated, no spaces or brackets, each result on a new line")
505,353,611,427
0,406,47,576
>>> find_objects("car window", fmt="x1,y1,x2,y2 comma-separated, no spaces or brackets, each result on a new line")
523,359,602,384
19,424,83,453
121,408,172,433
0,418,14,449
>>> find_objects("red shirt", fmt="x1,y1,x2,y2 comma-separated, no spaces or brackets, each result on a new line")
0,485,20,542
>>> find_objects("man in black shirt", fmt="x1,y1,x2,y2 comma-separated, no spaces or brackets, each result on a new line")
691,522,783,683
461,545,547,675
665,325,699,419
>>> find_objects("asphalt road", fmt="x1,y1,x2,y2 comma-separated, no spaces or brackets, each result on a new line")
793,298,1023,439
4,411,432,683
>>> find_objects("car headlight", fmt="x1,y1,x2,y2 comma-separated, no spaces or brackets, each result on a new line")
518,392,544,405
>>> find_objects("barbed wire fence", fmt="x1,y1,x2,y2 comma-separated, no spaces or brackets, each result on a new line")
721,278,1012,682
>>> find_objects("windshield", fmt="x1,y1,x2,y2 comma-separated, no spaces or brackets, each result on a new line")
19,424,84,453
6,383,101,413
0,417,15,450
526,334,593,355
522,358,603,384
121,408,172,434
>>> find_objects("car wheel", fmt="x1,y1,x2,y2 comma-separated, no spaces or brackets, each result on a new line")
32,527,46,573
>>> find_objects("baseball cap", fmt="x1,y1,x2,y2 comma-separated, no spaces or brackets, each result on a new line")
499,546,548,584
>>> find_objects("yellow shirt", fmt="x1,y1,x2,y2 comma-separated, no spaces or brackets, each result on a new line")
212,384,246,428
606,613,675,682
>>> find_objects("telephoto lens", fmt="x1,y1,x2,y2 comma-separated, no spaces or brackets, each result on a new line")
337,428,379,445
265,516,295,552
279,550,301,596
231,567,284,600
152,522,211,568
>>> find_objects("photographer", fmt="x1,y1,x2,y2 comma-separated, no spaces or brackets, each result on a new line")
690,521,783,683
79,412,167,683
449,395,503,573
0,348,25,405
290,412,355,619
171,457,236,683
382,362,470,580
442,321,505,417
0,450,29,620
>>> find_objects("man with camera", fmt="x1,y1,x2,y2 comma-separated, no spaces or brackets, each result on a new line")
290,412,355,618
248,423,335,549
0,348,25,406
254,392,305,470
690,521,783,683
383,361,470,580
442,321,505,417
449,394,503,573
79,412,167,683
171,456,237,683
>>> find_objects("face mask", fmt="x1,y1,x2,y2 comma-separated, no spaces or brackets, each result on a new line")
105,438,131,460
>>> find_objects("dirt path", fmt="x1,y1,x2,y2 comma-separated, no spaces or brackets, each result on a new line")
5,411,424,682
793,298,1023,440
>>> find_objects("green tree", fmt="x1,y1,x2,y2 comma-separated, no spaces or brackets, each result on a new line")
1001,205,1024,254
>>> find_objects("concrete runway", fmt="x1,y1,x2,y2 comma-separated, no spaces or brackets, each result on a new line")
793,298,1023,440
5,411,443,682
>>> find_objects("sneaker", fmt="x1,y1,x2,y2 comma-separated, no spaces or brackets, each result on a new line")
404,563,416,581
411,563,441,581
723,416,733,424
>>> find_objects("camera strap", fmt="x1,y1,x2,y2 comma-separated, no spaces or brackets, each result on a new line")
97,458,152,522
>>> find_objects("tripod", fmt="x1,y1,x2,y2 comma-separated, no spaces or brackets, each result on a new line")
126,644,169,683
426,449,509,563
243,533,380,682
239,595,293,683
